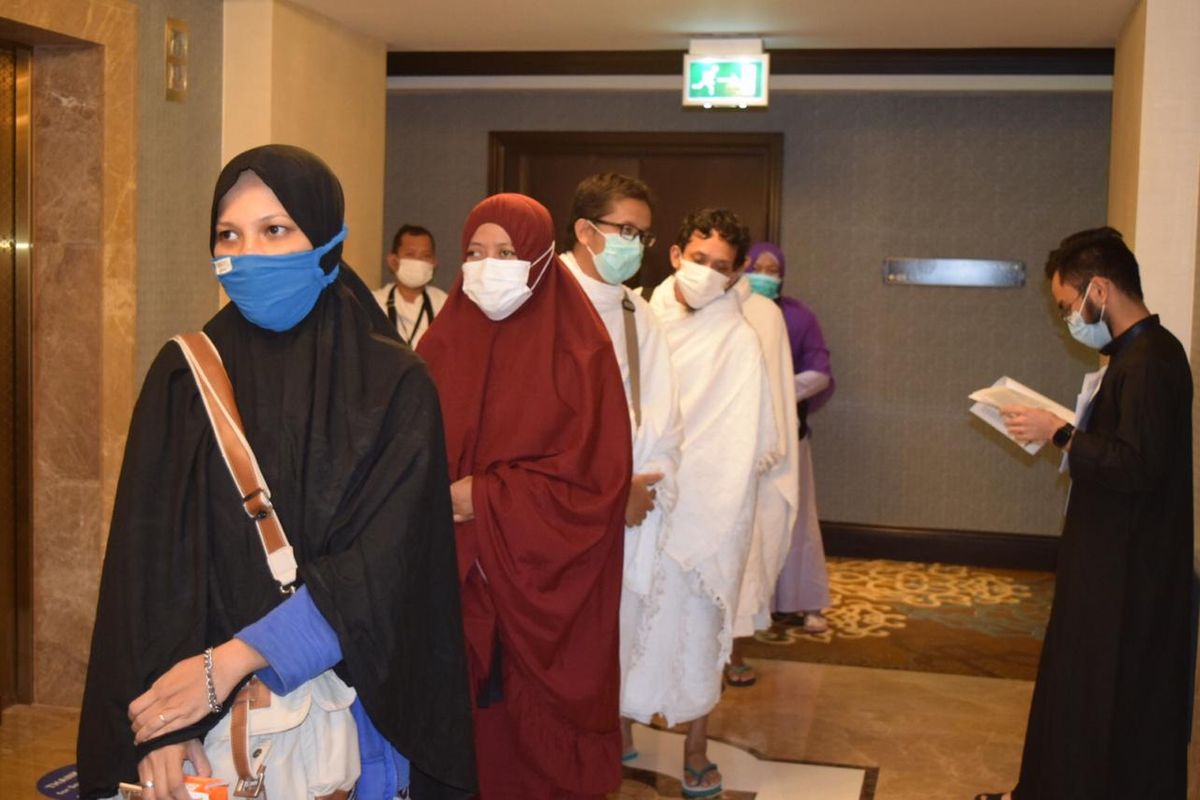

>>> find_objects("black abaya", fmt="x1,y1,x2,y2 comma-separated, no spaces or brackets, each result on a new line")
77,145,474,799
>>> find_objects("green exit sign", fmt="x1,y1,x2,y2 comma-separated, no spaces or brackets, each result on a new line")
682,54,770,108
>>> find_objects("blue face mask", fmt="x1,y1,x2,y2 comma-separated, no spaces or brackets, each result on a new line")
587,222,644,285
212,226,347,332
747,272,782,299
1065,280,1112,350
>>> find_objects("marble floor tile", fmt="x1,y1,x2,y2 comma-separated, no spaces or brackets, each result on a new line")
705,659,1032,800
0,658,1033,800
0,704,80,800
619,724,866,799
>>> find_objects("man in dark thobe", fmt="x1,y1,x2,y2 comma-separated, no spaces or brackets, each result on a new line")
986,227,1195,800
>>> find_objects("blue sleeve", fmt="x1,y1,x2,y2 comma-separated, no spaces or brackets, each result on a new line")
236,586,342,695
350,700,411,799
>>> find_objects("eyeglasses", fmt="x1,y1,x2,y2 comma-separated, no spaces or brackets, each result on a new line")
1059,279,1097,320
589,218,656,248
1059,290,1083,320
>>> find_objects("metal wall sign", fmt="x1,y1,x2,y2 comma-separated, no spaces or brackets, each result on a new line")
883,258,1025,288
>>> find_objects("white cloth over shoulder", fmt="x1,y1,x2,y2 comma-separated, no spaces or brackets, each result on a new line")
562,253,694,723
731,277,801,636
371,282,447,348
561,252,682,593
638,276,773,714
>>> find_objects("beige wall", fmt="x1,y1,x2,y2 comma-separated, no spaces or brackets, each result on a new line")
1191,167,1200,800
1115,4,1200,789
1107,0,1145,241
223,0,386,284
1108,0,1200,353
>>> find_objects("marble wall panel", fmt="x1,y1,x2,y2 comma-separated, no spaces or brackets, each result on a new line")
30,48,106,708
3,0,137,706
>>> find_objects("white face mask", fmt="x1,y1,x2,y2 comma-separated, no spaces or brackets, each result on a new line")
675,257,730,309
461,243,554,321
395,258,434,289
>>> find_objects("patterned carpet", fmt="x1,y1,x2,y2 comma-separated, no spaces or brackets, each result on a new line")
742,558,1054,680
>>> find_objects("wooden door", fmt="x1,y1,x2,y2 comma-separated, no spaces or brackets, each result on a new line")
489,132,782,290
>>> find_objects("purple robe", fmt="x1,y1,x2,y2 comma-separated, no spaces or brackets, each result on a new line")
748,242,834,613
746,242,835,415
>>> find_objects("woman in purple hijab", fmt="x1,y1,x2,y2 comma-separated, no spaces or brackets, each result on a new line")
745,242,835,633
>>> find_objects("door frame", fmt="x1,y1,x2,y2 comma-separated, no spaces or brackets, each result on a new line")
487,130,783,244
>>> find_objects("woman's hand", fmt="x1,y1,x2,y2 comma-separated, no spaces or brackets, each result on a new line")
129,639,267,745
625,472,664,527
450,476,474,522
136,739,211,800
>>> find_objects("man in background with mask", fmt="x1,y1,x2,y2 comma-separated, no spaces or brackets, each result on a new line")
645,208,775,799
373,223,445,348
981,227,1194,800
560,173,688,768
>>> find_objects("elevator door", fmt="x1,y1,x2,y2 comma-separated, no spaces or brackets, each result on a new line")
0,44,30,713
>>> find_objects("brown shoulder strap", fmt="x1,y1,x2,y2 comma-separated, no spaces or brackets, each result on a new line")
621,296,641,428
174,332,297,593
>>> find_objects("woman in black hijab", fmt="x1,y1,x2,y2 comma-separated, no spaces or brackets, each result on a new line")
76,145,475,799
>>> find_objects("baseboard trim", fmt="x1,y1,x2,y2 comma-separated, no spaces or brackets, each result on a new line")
822,521,1059,571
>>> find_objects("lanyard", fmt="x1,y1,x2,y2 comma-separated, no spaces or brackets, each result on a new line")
387,285,435,347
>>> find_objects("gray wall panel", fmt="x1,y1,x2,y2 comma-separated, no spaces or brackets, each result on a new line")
134,0,223,384
385,90,1111,536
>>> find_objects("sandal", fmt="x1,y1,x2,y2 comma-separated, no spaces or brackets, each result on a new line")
799,611,829,634
773,611,830,634
682,761,722,798
723,662,757,688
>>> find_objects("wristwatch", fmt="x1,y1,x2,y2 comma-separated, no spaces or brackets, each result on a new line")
1052,422,1076,449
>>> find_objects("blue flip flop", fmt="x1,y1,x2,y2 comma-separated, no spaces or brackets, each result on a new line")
621,749,639,763
723,662,757,688
681,761,722,798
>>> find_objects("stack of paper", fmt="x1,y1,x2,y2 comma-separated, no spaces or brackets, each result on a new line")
969,376,1075,455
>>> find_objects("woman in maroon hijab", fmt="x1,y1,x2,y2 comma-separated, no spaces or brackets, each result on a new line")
417,193,632,799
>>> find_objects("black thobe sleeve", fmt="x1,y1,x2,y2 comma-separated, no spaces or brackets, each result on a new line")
1068,357,1176,492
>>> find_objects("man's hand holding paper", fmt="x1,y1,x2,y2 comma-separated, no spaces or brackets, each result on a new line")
999,405,1070,447
968,376,1075,455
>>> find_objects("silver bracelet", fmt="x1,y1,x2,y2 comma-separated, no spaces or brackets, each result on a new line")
203,647,221,714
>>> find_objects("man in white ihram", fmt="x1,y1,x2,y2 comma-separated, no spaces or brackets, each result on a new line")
643,207,774,799
558,171,686,774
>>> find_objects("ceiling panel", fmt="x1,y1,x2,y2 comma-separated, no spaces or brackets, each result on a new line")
284,0,1138,52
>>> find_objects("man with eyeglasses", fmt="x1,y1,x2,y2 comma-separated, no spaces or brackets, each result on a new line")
975,227,1195,800
561,173,688,772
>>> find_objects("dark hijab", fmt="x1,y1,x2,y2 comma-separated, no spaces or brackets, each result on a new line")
77,145,475,798
210,144,345,272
